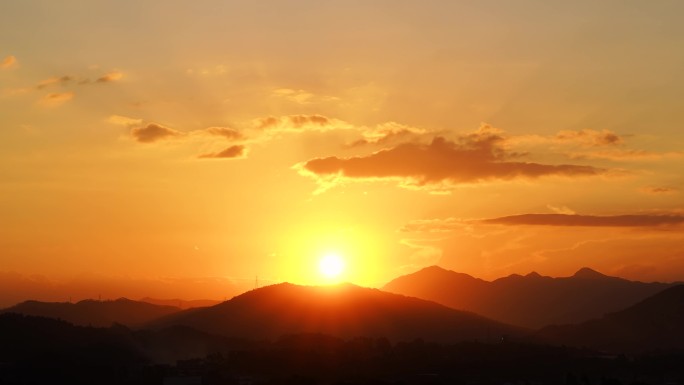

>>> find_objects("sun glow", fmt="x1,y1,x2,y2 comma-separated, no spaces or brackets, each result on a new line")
319,253,345,281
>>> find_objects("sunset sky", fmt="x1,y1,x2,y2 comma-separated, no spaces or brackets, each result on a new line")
2,1,684,306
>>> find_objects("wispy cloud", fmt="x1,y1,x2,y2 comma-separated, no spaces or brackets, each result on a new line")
349,122,427,147
554,128,623,147
36,76,73,90
480,213,684,227
270,88,340,105
510,128,624,148
35,71,123,89
399,218,470,233
567,149,684,161
96,71,124,83
639,186,679,195
1,55,17,69
198,145,246,159
198,127,243,140
256,114,352,133
107,115,143,127
547,205,576,215
37,92,74,108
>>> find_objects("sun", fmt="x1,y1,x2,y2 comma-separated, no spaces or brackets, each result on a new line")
319,253,345,280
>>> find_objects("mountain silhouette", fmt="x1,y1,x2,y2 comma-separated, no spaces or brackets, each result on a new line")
538,284,684,352
149,282,524,342
140,297,221,309
383,266,677,328
1,298,181,327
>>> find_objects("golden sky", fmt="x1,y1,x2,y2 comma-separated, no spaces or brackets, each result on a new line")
1,1,684,305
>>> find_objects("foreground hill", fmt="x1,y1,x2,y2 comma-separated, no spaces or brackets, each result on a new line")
1,298,181,327
538,284,684,352
8,313,681,384
383,266,677,328
149,282,524,342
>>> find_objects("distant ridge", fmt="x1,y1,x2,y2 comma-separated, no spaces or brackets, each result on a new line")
1,298,182,327
140,297,221,309
383,266,678,328
538,284,684,352
148,282,525,343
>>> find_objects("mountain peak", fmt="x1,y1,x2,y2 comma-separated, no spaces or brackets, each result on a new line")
420,265,449,273
572,267,606,279
526,271,542,278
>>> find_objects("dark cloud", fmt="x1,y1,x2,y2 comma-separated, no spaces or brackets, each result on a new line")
480,213,684,227
130,123,184,143
198,145,246,159
299,129,605,189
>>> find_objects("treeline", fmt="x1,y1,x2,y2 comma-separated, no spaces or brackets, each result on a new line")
1,313,683,385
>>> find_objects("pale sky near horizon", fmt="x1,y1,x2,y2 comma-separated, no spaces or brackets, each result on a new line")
1,0,684,306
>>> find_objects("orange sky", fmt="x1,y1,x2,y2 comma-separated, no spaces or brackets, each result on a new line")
1,1,684,307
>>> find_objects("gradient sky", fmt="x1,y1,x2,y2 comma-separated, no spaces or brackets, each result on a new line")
2,1,684,306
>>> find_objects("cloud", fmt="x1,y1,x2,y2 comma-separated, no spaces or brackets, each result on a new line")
270,88,340,105
554,128,623,147
297,126,606,191
399,218,471,233
96,71,124,83
511,128,624,148
480,213,684,227
256,114,352,133
1,55,17,69
253,114,427,148
36,76,73,89
400,238,443,266
401,212,684,234
640,186,679,195
505,128,684,163
38,92,74,107
198,145,247,159
107,115,143,127
33,71,123,89
349,122,427,147
547,205,576,215
568,149,684,161
199,126,243,140
271,88,315,104
126,120,246,159
130,123,184,143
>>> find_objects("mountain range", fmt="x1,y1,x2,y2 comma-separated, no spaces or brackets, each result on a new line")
3,268,684,353
538,284,684,352
383,266,678,328
1,298,181,327
148,282,524,343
